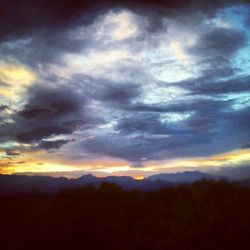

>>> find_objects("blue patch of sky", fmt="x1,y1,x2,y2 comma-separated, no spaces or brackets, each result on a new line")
223,5,250,76
210,5,250,111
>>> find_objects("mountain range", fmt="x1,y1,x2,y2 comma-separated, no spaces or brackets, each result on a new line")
0,171,235,193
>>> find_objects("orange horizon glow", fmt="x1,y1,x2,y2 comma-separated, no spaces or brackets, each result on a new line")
134,175,145,180
0,148,249,177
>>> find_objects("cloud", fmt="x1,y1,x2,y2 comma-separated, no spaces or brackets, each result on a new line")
38,139,72,151
0,1,249,175
0,105,8,112
175,75,250,95
5,149,20,157
0,0,221,41
0,0,95,41
0,82,101,148
77,95,250,165
189,28,246,57
242,143,250,149
94,82,141,108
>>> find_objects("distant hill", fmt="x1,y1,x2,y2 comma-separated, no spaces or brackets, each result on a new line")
0,174,172,193
149,171,218,183
0,171,226,193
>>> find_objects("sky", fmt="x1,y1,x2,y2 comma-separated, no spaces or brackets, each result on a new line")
0,0,249,179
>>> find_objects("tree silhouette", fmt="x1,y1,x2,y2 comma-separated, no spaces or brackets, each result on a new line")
0,179,250,250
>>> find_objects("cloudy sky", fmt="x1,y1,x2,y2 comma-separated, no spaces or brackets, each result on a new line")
0,0,249,179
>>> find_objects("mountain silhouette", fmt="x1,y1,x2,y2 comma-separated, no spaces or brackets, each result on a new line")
149,171,217,183
0,171,229,193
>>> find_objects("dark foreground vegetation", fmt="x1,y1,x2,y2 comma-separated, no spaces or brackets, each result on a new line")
1,179,250,250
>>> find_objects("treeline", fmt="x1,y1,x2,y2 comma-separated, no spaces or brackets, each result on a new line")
0,179,250,250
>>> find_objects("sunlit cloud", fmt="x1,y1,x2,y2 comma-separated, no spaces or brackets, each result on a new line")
160,112,193,123
0,62,36,100
147,149,250,171
170,41,187,60
96,10,140,41
145,29,199,82
1,162,80,175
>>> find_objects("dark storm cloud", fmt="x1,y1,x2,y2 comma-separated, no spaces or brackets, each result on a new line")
15,85,94,143
185,27,248,82
0,0,247,69
91,83,141,110
227,106,250,131
98,83,140,104
0,0,94,41
0,73,143,153
166,26,249,99
174,75,250,95
80,126,217,164
242,143,250,149
0,0,194,42
130,99,231,114
79,93,250,164
194,64,236,80
18,85,83,120
71,75,142,109
116,113,171,135
0,83,101,147
81,134,151,163
120,99,232,136
5,150,20,157
189,28,247,58
80,132,202,164
0,29,86,67
39,139,72,151
0,105,8,112
0,0,247,41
